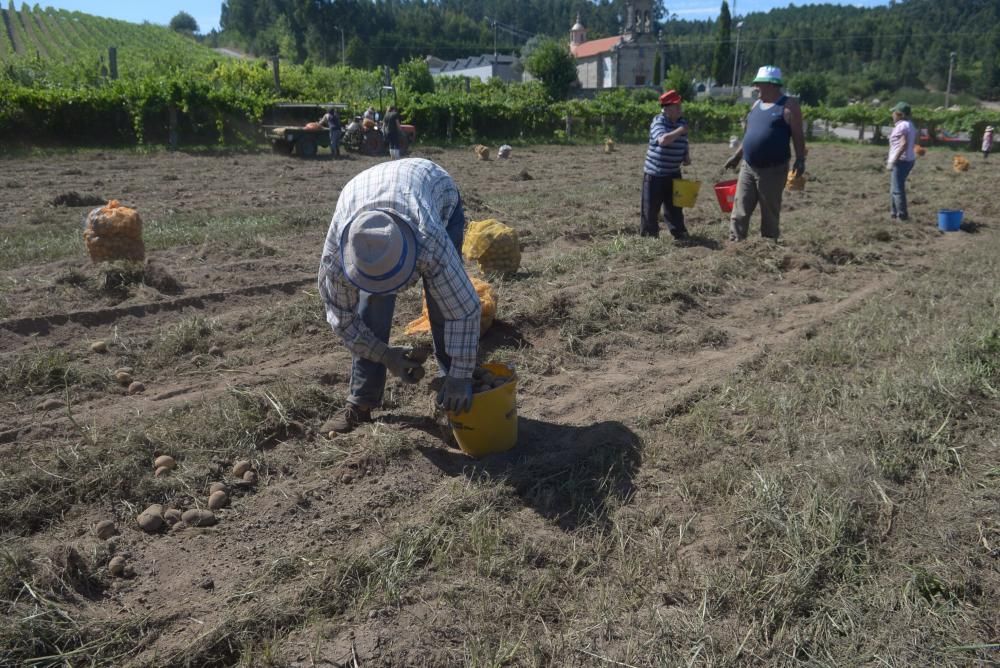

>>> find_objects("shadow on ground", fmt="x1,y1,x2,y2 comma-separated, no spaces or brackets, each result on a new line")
417,417,642,531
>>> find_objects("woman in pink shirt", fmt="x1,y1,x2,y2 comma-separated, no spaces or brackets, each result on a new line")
887,101,917,221
982,125,994,159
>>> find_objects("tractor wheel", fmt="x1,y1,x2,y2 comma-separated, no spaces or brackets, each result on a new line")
295,136,318,158
271,139,293,155
362,130,384,156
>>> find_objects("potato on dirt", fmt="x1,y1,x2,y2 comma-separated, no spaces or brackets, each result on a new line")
181,509,217,527
114,371,133,386
128,381,146,395
207,490,228,510
242,470,258,484
209,482,227,494
90,341,108,353
154,455,176,470
154,466,171,477
232,460,252,477
164,508,183,525
108,556,126,577
137,504,164,532
95,520,117,540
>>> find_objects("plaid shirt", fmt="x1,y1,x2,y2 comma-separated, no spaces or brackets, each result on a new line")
318,159,480,379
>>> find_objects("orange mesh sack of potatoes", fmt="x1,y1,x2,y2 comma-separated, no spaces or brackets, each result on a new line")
473,144,490,161
953,155,970,172
83,200,145,263
404,275,496,337
785,171,806,191
462,218,520,276
915,145,927,157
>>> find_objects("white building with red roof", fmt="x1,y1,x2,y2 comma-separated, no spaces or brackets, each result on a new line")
569,1,661,90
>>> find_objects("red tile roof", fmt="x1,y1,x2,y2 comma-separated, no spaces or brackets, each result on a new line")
570,35,623,59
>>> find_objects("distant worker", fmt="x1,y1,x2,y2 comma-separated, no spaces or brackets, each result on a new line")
886,101,917,221
640,89,691,240
317,159,480,434
362,106,377,132
319,107,342,158
724,66,807,241
982,125,994,159
383,106,402,160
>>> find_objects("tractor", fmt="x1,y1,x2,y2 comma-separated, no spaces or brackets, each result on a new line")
341,86,416,157
261,102,347,158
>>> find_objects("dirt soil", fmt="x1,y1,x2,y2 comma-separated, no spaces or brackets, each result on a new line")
1,142,997,666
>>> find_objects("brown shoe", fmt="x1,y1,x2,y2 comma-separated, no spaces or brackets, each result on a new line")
322,404,372,435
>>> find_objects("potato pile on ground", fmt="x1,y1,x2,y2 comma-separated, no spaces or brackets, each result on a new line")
83,200,145,263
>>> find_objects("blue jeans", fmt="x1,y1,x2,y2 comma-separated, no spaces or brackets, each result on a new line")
348,199,466,409
890,160,914,220
329,129,340,156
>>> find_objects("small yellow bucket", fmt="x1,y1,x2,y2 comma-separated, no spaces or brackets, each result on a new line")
672,179,701,208
447,362,518,458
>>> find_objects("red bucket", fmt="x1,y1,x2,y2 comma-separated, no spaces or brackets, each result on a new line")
714,179,738,213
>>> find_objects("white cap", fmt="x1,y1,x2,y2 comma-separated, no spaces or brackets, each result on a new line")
752,66,783,86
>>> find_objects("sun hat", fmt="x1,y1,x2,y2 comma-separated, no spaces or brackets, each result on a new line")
659,89,682,106
340,210,418,294
751,66,783,86
986,125,995,132
891,101,911,116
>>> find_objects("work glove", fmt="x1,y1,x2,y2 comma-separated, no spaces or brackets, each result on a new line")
437,376,473,414
792,157,806,176
723,153,741,170
382,346,421,384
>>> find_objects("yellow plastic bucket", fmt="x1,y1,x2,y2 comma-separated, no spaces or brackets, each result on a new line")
447,362,517,458
672,179,701,208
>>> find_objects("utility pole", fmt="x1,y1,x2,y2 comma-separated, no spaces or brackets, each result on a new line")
945,51,957,108
731,21,744,97
333,26,345,64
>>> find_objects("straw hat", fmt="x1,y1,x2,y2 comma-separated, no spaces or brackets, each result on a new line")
340,210,417,294
986,125,995,132
752,66,783,86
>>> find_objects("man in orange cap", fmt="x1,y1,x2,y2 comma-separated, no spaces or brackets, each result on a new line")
641,89,692,240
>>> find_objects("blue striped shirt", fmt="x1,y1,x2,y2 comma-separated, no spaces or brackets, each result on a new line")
318,159,481,379
644,114,688,176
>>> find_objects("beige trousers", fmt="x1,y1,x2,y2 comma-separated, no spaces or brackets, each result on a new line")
729,161,789,240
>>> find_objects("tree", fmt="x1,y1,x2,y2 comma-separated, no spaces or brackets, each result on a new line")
787,72,828,106
396,58,435,95
169,11,199,34
662,65,695,101
711,1,732,85
524,37,578,100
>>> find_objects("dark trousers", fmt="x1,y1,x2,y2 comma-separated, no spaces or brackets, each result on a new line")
640,173,687,239
348,198,466,408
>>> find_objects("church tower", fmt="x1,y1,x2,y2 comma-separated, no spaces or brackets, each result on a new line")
570,13,587,48
624,0,653,35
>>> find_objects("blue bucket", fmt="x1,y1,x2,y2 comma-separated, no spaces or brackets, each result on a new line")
937,209,963,232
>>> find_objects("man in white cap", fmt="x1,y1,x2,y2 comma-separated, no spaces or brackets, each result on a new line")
723,65,807,241
318,158,480,433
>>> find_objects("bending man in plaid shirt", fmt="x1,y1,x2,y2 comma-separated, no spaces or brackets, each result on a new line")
318,158,480,433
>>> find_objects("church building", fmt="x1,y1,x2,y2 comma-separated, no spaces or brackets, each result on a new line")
569,1,661,90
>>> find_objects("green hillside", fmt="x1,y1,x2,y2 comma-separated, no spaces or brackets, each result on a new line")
0,5,219,77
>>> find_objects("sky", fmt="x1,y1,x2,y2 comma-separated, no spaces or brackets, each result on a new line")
35,1,893,33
